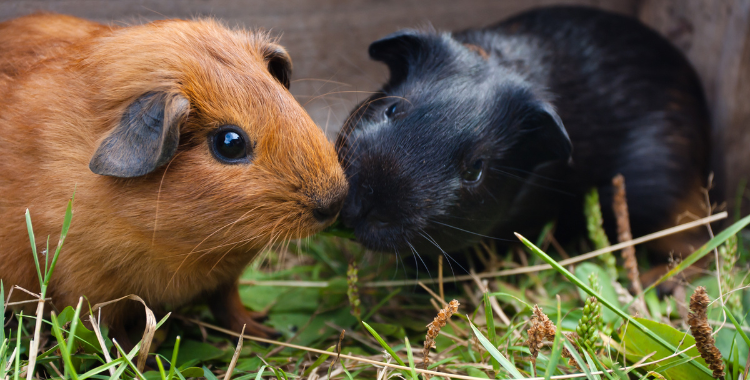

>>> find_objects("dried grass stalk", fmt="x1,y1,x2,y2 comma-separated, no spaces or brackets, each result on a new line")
525,305,581,370
422,299,459,371
687,287,725,378
92,294,157,372
612,174,642,295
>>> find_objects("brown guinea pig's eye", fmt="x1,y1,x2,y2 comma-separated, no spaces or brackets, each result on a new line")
461,159,484,184
210,125,251,164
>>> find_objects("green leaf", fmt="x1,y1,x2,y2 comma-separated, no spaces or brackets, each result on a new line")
176,367,203,378
362,321,406,366
56,306,104,354
516,233,713,378
255,366,267,380
619,318,712,380
464,366,490,378
320,220,356,239
171,340,225,367
467,319,524,379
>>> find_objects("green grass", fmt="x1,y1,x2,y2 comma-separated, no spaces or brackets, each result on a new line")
2,192,750,380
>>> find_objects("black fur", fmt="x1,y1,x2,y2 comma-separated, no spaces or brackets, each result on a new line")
336,6,711,257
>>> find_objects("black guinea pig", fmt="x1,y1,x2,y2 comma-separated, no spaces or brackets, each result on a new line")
336,6,712,263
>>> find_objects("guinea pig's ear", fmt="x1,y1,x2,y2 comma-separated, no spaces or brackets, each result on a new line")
527,102,573,164
264,45,292,89
89,92,190,178
369,29,425,85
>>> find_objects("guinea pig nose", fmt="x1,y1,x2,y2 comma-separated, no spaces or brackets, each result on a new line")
313,198,345,222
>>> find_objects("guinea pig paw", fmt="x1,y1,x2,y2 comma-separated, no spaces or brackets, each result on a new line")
229,310,281,340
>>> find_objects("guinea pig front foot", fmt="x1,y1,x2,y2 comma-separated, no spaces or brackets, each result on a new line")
207,284,280,339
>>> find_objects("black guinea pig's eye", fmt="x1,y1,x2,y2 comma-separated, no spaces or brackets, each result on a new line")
384,103,399,118
461,159,484,184
210,125,251,164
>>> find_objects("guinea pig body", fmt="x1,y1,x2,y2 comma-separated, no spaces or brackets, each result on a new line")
0,13,347,337
337,6,710,260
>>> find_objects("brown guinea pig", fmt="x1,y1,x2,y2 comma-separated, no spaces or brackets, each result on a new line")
0,13,347,339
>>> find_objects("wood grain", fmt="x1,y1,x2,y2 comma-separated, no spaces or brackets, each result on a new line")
0,0,636,137
639,0,750,218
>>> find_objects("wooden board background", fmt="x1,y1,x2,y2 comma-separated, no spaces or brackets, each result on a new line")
1,0,747,215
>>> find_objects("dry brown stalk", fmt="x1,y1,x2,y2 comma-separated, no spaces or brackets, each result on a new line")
687,286,725,378
612,174,642,294
422,299,460,372
525,305,581,370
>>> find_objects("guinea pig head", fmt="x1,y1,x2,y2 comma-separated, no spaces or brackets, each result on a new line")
82,20,347,270
336,30,571,255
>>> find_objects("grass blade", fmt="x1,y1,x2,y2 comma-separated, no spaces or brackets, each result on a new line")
108,340,141,380
641,214,750,295
544,299,562,380
483,292,498,372
51,312,79,380
582,348,616,380
167,335,181,380
561,340,595,380
468,319,524,379
254,365,267,380
112,339,146,380
515,232,713,378
156,356,167,380
404,337,418,380
362,288,400,322
341,364,355,380
303,345,335,376
1,281,4,344
722,305,750,347
24,210,42,286
361,322,406,366
44,195,74,286
78,358,126,380
14,313,22,380
67,298,84,354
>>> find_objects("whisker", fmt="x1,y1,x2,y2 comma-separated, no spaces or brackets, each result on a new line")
430,221,515,242
419,230,468,277
490,168,574,196
494,165,566,183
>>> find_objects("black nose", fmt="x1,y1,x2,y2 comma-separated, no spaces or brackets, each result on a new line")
313,198,344,222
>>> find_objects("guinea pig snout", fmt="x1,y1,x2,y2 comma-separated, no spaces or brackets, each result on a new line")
312,195,345,223
306,173,348,224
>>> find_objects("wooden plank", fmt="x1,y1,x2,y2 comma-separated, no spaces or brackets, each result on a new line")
0,0,636,137
639,0,750,218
